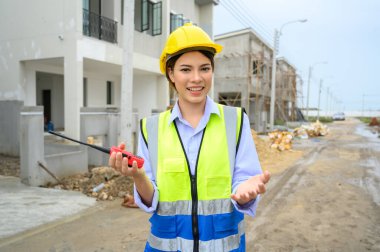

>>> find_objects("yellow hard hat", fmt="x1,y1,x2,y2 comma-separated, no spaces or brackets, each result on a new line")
159,23,223,74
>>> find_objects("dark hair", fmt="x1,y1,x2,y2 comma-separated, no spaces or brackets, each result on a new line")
165,50,215,91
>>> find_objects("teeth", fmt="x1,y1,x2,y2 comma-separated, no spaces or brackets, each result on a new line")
188,87,203,91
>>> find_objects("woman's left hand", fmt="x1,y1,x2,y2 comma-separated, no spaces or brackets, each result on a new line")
231,170,271,205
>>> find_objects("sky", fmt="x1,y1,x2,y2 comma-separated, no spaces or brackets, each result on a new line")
213,0,380,112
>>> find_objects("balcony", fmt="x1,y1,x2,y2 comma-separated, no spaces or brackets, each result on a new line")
83,9,117,44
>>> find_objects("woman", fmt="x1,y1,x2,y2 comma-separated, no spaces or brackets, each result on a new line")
109,23,270,252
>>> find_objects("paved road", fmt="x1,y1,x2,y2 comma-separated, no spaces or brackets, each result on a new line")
1,118,379,252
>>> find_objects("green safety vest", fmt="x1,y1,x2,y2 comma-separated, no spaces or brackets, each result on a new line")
141,103,246,252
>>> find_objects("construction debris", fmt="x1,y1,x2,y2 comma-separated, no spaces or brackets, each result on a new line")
45,167,135,205
268,130,293,151
369,117,379,126
293,120,329,138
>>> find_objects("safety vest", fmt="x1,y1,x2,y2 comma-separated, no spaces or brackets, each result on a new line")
141,104,245,252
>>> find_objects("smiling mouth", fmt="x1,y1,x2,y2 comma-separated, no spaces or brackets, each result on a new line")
187,87,204,92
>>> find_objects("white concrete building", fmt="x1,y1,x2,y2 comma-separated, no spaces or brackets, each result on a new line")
0,0,219,157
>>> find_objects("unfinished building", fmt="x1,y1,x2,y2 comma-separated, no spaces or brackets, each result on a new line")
214,28,297,132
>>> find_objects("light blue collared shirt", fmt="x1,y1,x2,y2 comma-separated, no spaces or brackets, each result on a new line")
134,96,263,216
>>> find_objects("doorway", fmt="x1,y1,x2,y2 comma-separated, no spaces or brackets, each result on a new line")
42,89,51,124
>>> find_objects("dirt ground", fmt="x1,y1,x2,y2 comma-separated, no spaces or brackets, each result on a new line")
1,118,379,251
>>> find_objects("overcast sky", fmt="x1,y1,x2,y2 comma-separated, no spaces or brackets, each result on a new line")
214,0,380,112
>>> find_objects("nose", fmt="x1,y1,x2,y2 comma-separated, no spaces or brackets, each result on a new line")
191,69,202,83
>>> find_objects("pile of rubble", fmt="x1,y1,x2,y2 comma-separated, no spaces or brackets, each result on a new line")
263,121,329,152
369,117,379,126
251,130,285,162
46,166,137,207
268,131,293,151
293,120,329,139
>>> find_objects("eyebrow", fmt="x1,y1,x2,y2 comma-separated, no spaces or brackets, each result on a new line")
178,63,211,68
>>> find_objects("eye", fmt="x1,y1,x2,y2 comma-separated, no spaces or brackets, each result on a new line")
180,68,191,72
200,66,211,72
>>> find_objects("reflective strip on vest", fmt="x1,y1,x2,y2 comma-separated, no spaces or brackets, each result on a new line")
157,198,234,216
146,114,159,180
146,221,245,252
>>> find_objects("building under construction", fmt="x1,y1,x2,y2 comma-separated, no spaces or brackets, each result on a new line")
214,28,297,132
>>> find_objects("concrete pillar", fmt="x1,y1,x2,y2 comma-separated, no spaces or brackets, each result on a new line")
199,3,215,99
64,44,83,140
157,76,169,110
24,65,36,106
20,106,45,186
107,112,119,148
199,4,214,38
241,89,250,115
120,0,134,151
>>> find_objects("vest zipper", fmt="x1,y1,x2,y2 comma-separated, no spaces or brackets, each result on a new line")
173,121,206,252
191,175,199,252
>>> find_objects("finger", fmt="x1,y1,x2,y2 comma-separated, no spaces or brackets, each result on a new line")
241,192,251,202
262,170,271,183
230,193,240,202
108,152,116,167
118,142,126,150
247,191,257,201
132,160,138,169
121,157,130,175
258,183,266,194
115,152,123,170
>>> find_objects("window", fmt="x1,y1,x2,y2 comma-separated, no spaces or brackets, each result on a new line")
150,1,162,36
135,0,149,32
121,0,124,25
253,61,258,75
106,81,113,105
83,78,87,107
170,13,183,32
83,0,89,10
135,0,161,35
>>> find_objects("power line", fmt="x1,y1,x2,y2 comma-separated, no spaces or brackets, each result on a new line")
220,0,273,44
223,0,273,43
220,1,251,30
233,0,274,39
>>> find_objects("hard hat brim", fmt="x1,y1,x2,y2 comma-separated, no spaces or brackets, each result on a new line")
160,44,223,74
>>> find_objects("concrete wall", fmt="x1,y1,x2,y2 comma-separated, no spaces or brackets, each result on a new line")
0,0,80,101
0,101,23,156
80,107,139,166
44,144,88,180
20,106,88,186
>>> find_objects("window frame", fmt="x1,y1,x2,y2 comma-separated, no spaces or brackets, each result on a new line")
106,81,114,105
170,13,184,32
150,1,162,36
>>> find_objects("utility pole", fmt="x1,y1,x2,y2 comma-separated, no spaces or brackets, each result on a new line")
305,65,312,121
269,29,279,131
305,61,327,121
361,94,365,117
269,19,307,130
317,79,323,121
325,86,329,117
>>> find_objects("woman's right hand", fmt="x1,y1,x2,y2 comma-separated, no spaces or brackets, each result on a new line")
108,142,145,178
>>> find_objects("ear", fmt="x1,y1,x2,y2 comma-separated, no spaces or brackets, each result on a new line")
168,68,175,83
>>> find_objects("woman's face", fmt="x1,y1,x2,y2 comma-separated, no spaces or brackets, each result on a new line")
168,51,213,107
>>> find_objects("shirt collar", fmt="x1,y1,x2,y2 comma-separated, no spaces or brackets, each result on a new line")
168,96,220,125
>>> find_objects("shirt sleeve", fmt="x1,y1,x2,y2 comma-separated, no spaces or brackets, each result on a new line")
231,112,263,216
133,124,159,213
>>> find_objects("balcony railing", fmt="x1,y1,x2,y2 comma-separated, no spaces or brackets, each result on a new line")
83,9,117,44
